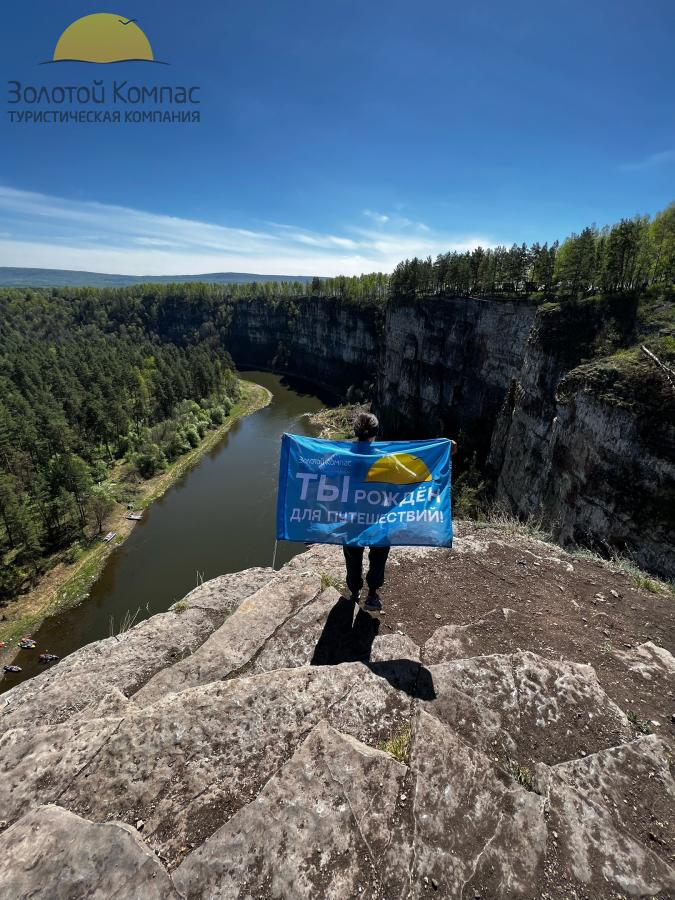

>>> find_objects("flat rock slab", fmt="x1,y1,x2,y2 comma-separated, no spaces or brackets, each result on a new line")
540,736,675,897
611,640,675,680
251,587,421,675
133,572,321,706
0,805,180,900
0,718,122,828
0,567,273,733
423,607,520,664
174,720,407,900
407,708,547,899
57,663,412,865
426,650,631,767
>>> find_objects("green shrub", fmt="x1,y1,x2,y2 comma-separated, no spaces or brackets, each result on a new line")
66,541,84,564
134,444,166,478
185,427,200,449
377,723,412,764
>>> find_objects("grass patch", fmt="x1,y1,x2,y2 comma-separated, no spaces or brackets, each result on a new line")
627,711,653,735
0,611,47,647
0,544,108,645
378,723,412,764
630,571,664,593
109,604,148,639
307,403,370,440
320,573,342,591
474,505,552,543
172,600,189,613
504,758,536,792
568,547,674,596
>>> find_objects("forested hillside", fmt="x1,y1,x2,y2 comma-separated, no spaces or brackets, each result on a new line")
0,269,316,289
0,287,239,599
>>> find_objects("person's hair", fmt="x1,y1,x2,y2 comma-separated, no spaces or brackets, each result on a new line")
353,412,379,440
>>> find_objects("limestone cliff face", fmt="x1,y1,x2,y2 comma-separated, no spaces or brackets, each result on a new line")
489,301,675,577
223,293,673,576
375,296,536,454
226,295,381,391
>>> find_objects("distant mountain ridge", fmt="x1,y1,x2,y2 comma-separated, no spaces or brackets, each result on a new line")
0,267,316,288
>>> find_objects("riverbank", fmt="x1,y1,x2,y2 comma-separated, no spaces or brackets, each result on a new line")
0,380,271,657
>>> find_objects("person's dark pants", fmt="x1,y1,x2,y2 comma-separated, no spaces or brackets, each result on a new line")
343,546,390,597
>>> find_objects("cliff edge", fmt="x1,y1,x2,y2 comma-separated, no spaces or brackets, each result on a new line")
1,526,673,899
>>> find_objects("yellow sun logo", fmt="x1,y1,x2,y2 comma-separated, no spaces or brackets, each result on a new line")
52,13,158,64
365,453,433,485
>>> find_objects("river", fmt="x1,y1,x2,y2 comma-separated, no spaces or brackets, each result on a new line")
3,371,332,688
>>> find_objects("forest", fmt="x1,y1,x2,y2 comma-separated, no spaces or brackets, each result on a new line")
0,203,673,601
388,203,674,299
0,287,239,599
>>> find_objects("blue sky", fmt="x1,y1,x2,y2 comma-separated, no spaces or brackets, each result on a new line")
0,0,673,276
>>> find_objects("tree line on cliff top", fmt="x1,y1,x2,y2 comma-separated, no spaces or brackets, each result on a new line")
388,204,674,299
172,203,673,303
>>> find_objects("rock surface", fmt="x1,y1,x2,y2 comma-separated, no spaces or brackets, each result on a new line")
173,720,408,900
134,571,322,706
0,567,274,733
0,805,180,900
490,310,675,578
1,531,673,898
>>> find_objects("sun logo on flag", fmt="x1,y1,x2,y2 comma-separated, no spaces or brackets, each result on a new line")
49,13,164,64
365,453,433,485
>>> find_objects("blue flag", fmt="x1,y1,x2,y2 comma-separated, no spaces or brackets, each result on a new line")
276,434,453,547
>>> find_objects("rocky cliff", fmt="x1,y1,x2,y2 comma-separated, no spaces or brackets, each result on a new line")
489,298,675,577
1,526,673,898
376,296,536,455
222,292,674,577
226,295,381,392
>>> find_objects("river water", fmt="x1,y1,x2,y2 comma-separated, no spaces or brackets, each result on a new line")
3,371,331,688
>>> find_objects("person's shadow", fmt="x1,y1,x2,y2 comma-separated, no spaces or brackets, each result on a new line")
310,595,436,700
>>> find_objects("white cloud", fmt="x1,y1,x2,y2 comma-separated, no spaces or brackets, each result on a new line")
0,185,493,277
363,209,390,224
618,149,675,172
364,208,431,231
134,237,181,248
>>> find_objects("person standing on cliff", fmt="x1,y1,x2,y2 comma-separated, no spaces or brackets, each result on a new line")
343,412,391,613
343,412,457,614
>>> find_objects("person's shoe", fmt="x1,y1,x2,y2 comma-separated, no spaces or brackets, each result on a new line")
350,592,360,604
363,592,383,613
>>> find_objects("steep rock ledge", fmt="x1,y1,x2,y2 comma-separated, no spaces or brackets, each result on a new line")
226,295,381,392
376,296,536,457
490,301,675,576
221,293,673,575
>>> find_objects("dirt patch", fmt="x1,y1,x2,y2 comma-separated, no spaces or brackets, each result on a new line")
376,526,674,740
